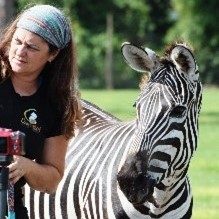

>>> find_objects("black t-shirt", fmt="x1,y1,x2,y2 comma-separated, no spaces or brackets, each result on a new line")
0,78,62,215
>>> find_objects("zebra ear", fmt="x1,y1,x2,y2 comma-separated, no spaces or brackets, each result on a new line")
121,42,159,73
170,45,199,81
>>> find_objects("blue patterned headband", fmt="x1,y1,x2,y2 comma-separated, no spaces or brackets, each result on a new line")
17,5,71,49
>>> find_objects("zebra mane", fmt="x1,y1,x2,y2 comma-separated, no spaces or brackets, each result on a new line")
139,73,150,90
81,99,121,122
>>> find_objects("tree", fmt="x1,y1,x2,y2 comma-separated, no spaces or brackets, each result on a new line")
0,0,16,33
105,12,113,89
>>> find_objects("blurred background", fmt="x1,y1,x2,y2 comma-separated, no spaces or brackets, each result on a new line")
0,0,218,218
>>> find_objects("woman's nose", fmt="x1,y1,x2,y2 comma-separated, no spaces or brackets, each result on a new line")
16,45,27,56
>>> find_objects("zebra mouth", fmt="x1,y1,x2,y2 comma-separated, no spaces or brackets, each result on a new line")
129,188,154,206
132,192,160,208
131,177,156,204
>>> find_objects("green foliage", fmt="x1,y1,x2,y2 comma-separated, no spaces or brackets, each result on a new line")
75,0,172,88
71,0,151,88
167,0,219,84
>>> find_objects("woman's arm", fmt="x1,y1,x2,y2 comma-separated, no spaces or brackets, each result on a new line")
9,135,68,194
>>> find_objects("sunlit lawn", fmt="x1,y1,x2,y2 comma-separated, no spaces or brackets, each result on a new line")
81,87,219,219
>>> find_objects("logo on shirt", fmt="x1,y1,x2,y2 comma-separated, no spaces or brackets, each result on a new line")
21,109,41,133
24,109,37,124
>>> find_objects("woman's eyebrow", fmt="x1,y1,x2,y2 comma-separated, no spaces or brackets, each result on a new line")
15,36,40,50
26,42,40,50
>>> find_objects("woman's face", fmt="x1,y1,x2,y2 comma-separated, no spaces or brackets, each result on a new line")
8,28,56,79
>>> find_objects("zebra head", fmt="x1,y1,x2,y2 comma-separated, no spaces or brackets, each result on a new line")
117,42,202,206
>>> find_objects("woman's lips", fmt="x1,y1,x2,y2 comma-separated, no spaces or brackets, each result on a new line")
13,57,27,64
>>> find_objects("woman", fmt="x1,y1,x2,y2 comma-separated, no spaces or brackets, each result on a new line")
0,4,81,218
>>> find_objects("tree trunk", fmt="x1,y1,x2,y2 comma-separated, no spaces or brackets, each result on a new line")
0,0,15,34
104,12,113,89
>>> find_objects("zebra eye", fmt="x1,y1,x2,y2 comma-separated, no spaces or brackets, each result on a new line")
133,102,137,107
169,106,186,118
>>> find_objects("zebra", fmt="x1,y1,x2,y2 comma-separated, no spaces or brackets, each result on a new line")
24,42,202,219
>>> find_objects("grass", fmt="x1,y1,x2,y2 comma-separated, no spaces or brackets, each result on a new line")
81,87,219,219
189,87,219,219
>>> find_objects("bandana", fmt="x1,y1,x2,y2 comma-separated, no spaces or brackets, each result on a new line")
17,5,71,49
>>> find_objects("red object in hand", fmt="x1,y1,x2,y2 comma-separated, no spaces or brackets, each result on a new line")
0,128,25,156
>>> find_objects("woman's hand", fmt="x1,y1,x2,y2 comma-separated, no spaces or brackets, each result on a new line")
7,135,68,192
8,155,29,184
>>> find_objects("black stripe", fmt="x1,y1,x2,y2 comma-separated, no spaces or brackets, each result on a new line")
150,151,172,164
39,192,44,219
134,204,150,215
49,193,56,218
29,189,35,219
148,165,165,173
95,181,100,219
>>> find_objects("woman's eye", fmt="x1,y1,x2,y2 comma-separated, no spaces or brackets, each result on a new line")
169,106,187,118
27,45,36,50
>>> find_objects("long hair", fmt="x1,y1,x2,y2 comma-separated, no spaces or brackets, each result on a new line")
0,15,82,139
0,16,17,77
44,40,82,139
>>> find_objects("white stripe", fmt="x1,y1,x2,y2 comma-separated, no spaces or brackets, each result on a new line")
43,193,50,219
34,191,40,219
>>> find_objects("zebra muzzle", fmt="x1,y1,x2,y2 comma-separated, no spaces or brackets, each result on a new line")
117,171,157,205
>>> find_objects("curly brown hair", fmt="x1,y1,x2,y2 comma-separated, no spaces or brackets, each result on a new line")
0,15,82,139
